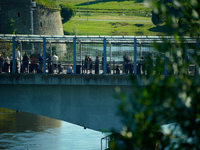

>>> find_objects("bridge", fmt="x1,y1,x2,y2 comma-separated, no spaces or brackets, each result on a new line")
0,34,198,132
0,34,198,75
0,74,138,132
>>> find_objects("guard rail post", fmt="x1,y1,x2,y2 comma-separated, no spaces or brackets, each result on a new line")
134,37,137,75
43,37,46,74
103,37,107,74
73,37,76,74
12,36,16,73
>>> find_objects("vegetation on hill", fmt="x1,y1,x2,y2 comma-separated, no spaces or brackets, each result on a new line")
34,0,198,36
57,0,161,36
34,0,60,10
33,0,76,20
60,3,77,21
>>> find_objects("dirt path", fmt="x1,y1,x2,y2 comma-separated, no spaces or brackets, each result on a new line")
71,18,151,22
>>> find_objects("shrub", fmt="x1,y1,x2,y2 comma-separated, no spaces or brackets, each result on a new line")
60,3,76,21
34,0,60,10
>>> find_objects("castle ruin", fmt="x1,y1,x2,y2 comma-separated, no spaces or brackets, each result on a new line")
0,0,66,57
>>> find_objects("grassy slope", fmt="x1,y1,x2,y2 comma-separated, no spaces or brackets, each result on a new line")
57,0,165,36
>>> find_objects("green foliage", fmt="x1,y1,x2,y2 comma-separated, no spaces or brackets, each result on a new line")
60,3,76,21
0,19,17,58
34,0,60,10
63,20,162,36
7,19,17,34
110,0,200,149
71,25,78,35
0,41,13,58
52,45,58,56
151,10,164,26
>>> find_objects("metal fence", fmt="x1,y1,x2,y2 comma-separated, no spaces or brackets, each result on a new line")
0,34,198,75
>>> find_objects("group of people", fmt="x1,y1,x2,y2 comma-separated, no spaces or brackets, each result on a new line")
0,52,60,74
22,52,60,74
0,52,20,73
137,54,192,75
83,55,100,74
2,52,191,75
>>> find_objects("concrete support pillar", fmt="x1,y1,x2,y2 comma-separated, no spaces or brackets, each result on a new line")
73,37,76,74
43,37,46,74
103,37,107,74
134,37,137,75
12,36,16,73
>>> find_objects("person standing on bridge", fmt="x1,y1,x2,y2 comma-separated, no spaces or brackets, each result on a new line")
95,56,99,74
38,54,44,73
0,53,4,73
66,64,72,74
46,53,52,74
4,56,10,73
101,53,104,71
22,52,29,73
83,55,88,74
52,53,58,73
30,55,37,73
88,56,93,74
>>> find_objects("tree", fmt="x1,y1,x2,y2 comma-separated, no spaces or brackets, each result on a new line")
60,3,76,21
109,0,200,149
151,0,190,27
151,10,164,26
0,19,17,58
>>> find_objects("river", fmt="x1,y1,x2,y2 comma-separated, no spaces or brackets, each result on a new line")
66,43,155,62
0,108,107,150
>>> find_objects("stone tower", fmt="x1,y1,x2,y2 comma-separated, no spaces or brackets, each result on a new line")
0,0,66,56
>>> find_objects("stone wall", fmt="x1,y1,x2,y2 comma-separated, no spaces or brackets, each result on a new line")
0,0,31,34
0,0,66,56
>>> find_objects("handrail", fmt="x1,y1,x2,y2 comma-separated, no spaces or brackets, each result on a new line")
0,59,196,75
101,135,110,150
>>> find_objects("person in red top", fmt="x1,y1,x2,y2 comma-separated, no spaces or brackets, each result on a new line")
30,55,37,73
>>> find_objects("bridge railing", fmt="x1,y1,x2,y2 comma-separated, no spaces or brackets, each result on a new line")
0,58,197,76
0,34,199,75
101,135,110,150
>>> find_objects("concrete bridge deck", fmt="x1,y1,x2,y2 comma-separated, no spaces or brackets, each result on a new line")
0,74,135,131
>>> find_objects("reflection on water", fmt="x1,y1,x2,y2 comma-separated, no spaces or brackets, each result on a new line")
0,108,105,150
0,108,61,133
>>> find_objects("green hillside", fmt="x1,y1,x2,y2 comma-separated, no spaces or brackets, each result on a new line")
35,0,165,36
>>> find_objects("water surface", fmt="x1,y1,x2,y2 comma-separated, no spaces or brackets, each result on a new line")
0,108,106,150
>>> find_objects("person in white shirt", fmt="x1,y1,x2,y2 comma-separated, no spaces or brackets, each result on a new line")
52,54,58,73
